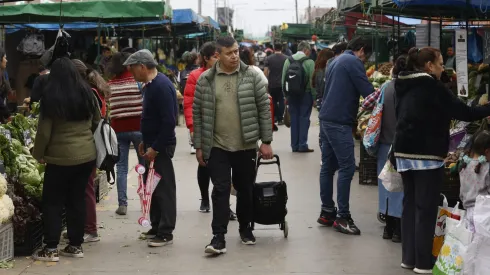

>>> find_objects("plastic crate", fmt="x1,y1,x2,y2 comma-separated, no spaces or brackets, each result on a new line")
442,168,461,204
14,219,43,256
359,146,378,185
0,222,14,262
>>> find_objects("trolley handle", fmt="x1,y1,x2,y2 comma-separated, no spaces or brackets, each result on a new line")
257,154,280,167
255,154,283,183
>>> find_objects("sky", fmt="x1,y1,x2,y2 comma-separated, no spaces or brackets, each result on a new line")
169,0,338,37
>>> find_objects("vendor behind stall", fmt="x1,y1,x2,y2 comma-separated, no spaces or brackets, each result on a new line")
0,47,12,123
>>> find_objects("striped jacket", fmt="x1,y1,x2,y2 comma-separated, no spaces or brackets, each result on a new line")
108,71,143,133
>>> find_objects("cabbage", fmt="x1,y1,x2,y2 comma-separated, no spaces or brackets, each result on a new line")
11,138,23,154
19,169,42,187
0,174,6,197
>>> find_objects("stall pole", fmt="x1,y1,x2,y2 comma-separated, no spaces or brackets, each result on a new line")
397,14,400,56
428,15,432,47
440,17,443,49
142,26,146,50
392,15,395,60
97,21,101,68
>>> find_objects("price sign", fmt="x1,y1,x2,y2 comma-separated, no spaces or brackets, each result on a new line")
0,128,11,142
23,130,32,147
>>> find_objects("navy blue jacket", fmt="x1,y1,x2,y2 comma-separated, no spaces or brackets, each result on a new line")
319,50,374,125
141,73,177,152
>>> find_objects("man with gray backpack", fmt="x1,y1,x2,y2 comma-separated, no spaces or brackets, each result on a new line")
281,41,316,153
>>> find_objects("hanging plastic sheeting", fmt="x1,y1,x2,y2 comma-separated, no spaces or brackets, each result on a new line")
315,41,336,50
393,0,488,9
468,28,483,63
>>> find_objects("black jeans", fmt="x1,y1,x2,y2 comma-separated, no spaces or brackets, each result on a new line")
147,145,177,238
400,168,443,270
197,165,210,201
43,161,95,248
207,147,257,234
269,87,285,123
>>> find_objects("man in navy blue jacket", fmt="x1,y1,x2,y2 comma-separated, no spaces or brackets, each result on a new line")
124,49,178,247
317,37,374,235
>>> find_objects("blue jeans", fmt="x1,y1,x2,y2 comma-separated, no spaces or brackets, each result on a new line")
319,121,356,217
288,93,313,151
116,131,145,206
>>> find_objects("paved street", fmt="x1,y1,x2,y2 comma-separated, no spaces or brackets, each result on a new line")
6,115,412,275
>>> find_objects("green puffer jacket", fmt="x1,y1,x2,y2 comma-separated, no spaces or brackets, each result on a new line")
192,61,273,160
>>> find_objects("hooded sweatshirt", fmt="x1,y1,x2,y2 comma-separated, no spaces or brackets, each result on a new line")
394,72,490,161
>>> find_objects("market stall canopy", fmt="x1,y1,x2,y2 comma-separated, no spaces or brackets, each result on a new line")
0,0,172,23
384,0,489,19
117,9,219,30
337,0,392,11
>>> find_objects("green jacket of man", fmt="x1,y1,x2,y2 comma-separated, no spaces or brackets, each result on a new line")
281,51,316,99
192,61,273,160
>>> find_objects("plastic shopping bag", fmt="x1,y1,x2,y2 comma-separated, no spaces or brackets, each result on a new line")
464,234,490,275
464,195,490,275
433,196,466,258
433,218,473,275
378,160,403,192
363,83,387,156
473,195,490,237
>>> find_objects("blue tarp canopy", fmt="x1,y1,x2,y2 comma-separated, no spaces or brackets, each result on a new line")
118,9,219,29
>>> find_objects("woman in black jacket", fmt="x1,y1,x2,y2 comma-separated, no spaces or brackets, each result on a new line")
393,47,490,273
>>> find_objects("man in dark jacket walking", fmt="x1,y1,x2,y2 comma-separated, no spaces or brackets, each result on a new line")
317,37,374,235
124,49,178,248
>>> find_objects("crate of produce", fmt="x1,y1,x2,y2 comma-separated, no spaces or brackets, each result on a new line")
14,218,43,256
0,222,14,262
442,168,461,205
359,146,378,185
95,173,109,203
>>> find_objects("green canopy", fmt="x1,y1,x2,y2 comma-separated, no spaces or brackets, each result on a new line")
0,0,172,23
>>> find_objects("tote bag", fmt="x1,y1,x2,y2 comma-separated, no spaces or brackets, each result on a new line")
363,83,388,156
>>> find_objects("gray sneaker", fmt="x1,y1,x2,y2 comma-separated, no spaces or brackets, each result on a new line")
84,233,100,243
116,206,127,215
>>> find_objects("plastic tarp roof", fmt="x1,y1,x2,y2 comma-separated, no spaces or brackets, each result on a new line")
393,0,489,7
117,9,219,29
0,0,170,23
5,9,220,33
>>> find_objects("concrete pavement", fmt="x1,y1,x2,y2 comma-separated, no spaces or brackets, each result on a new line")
6,116,413,275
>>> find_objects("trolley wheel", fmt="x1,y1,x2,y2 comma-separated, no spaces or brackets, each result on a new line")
283,221,288,238
377,213,386,224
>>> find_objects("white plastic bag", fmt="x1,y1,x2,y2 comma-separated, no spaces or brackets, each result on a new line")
433,218,473,275
378,161,403,192
473,195,490,237
433,196,466,258
464,195,490,275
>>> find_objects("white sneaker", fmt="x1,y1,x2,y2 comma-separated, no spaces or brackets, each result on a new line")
190,146,196,154
413,268,432,274
401,263,414,269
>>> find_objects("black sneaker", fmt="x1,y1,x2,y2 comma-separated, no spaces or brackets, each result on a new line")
239,228,256,245
333,216,361,235
317,208,337,226
139,229,157,240
229,209,237,221
60,245,84,258
205,234,226,254
200,200,210,213
383,225,393,240
148,235,173,247
33,246,60,262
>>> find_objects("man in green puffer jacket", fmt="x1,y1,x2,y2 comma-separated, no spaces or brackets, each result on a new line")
192,36,273,255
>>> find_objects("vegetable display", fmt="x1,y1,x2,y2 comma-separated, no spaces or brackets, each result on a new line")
0,174,14,224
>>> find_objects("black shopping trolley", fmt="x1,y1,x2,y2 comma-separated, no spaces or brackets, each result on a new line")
251,154,288,238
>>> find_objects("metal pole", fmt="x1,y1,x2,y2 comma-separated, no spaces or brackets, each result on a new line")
308,0,311,24
215,0,217,23
198,0,202,15
295,0,298,23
